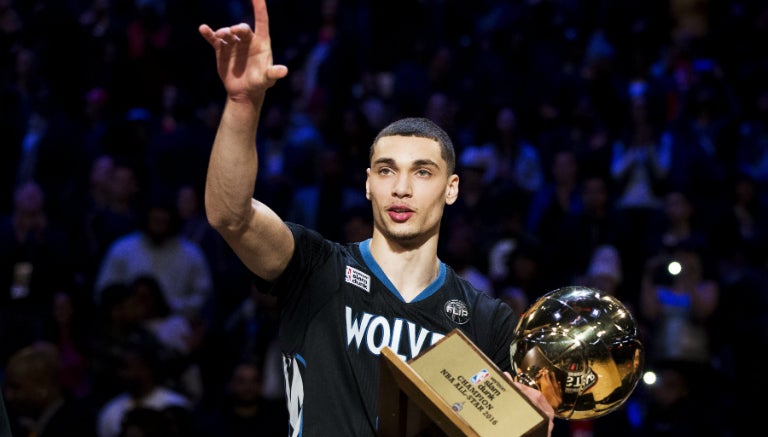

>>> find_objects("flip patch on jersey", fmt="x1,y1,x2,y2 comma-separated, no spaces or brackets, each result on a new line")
345,265,371,292
444,299,470,324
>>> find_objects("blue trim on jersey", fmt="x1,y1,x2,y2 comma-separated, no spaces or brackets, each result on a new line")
296,353,307,367
359,239,446,302
298,409,304,437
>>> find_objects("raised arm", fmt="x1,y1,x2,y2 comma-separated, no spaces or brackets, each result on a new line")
199,0,293,281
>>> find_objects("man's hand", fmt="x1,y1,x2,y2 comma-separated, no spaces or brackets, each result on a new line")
198,0,288,104
514,381,555,436
506,372,556,436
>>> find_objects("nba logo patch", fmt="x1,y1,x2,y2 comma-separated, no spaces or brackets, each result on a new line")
470,369,490,385
345,266,371,292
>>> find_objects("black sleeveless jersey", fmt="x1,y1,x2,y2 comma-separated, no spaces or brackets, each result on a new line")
270,223,518,437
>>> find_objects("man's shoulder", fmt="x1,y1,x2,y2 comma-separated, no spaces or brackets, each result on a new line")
106,231,143,252
98,392,131,415
176,236,208,255
147,386,193,408
285,221,358,255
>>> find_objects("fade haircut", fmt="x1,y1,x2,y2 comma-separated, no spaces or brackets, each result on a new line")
370,117,456,175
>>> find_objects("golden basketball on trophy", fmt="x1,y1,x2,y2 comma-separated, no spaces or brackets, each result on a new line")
510,286,644,420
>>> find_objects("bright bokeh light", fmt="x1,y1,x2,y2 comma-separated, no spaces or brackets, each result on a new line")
667,261,682,276
642,370,657,385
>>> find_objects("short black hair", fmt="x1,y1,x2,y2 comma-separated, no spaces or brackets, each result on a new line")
371,117,456,175
131,274,172,318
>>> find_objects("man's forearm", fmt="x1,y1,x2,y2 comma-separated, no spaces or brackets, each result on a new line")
205,98,263,231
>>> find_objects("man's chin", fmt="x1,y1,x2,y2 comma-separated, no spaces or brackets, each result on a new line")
386,228,425,247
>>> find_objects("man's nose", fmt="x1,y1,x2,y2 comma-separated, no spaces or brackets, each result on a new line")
392,174,412,198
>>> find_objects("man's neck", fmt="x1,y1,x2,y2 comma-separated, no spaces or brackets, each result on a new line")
369,234,441,302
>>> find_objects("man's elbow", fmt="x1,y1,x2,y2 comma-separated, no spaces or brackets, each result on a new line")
205,204,248,236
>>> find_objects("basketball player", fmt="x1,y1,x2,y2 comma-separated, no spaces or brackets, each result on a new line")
198,1,555,435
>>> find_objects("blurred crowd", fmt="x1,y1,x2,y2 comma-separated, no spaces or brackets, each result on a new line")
2,0,768,436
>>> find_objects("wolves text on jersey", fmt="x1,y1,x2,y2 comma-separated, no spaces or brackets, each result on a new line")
345,306,446,361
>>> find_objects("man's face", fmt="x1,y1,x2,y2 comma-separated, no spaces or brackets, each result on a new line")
228,363,263,404
365,135,458,246
3,362,38,415
146,207,174,244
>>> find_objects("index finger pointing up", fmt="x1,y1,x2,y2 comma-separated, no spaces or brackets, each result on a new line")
252,0,271,41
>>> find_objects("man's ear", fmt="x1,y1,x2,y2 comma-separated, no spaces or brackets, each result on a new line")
445,175,459,205
365,170,371,200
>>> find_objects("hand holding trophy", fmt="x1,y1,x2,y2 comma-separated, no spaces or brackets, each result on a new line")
510,286,644,420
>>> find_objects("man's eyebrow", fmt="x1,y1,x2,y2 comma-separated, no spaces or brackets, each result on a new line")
372,157,395,166
372,158,440,169
413,159,439,168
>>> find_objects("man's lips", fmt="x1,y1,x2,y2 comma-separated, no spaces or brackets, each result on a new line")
388,207,414,222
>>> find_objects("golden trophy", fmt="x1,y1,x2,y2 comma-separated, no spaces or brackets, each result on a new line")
510,286,644,420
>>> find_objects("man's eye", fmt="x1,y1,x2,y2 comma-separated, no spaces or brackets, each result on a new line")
379,168,393,175
416,169,431,177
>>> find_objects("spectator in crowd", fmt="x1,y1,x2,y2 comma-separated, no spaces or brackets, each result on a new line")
574,244,624,298
639,239,719,367
42,291,93,400
736,86,768,206
95,335,192,437
146,84,214,192
441,218,494,296
711,172,768,273
610,82,674,300
636,360,725,437
88,282,148,405
441,146,502,256
176,183,212,249
94,192,213,320
286,146,368,242
555,173,621,284
3,341,97,437
474,104,545,199
328,105,377,192
83,158,144,269
196,359,287,437
215,282,281,382
128,274,206,404
715,237,768,436
340,205,374,243
526,148,583,284
493,236,550,317
653,189,711,255
665,61,736,213
0,181,73,365
527,148,583,238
